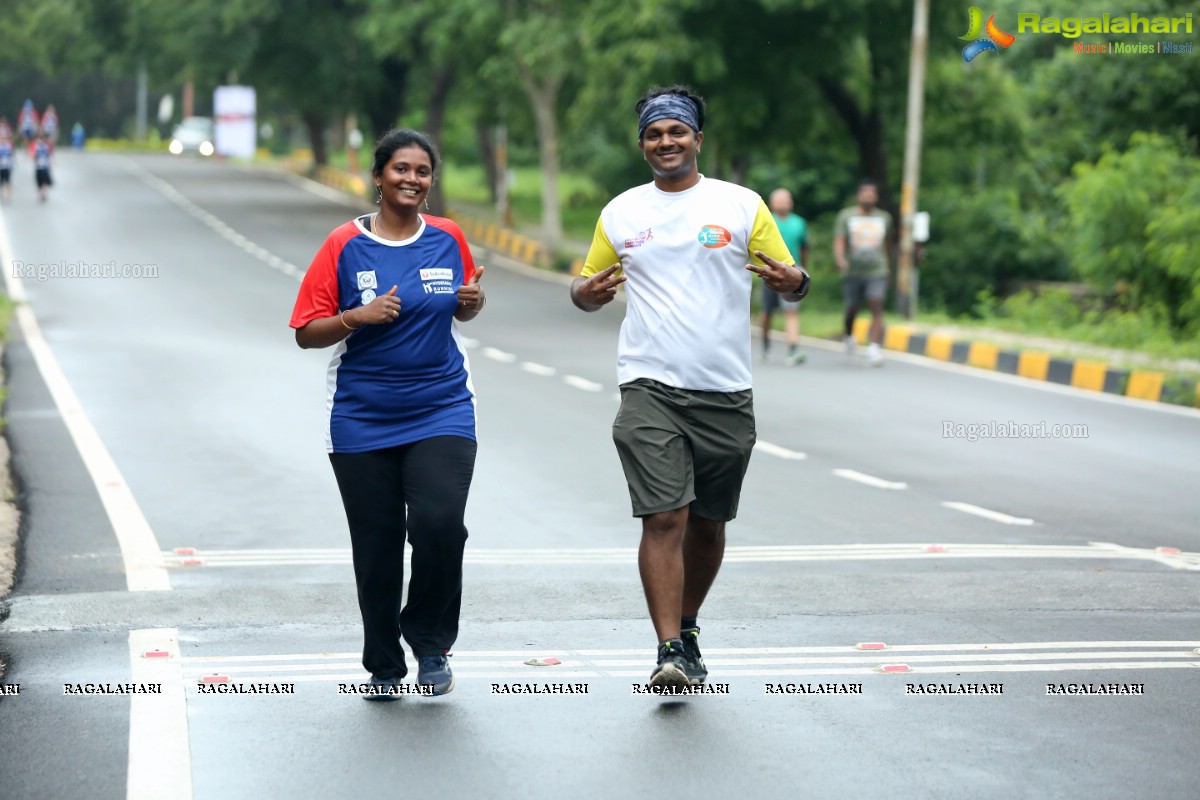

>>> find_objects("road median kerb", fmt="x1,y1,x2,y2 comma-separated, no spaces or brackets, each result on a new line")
851,318,1200,408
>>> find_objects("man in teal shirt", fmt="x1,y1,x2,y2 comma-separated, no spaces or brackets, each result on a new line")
761,188,809,365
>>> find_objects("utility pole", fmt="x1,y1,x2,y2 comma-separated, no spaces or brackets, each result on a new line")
496,122,512,227
135,62,148,141
897,0,929,319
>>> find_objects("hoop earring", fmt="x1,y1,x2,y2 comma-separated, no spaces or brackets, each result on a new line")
375,185,382,204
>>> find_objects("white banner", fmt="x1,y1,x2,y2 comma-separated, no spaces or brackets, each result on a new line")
213,86,256,158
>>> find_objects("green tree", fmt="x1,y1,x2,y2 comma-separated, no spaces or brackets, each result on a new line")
1063,132,1200,335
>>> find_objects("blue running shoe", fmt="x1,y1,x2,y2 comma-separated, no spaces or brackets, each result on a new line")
417,654,455,696
363,675,401,702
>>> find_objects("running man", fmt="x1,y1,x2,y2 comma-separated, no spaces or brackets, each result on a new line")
760,188,810,365
33,132,52,203
570,85,810,690
833,178,892,366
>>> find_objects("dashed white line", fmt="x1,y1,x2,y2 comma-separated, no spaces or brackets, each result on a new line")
942,501,1034,526
520,361,557,376
118,157,304,283
563,375,604,392
754,441,807,460
482,347,518,363
127,629,192,800
833,469,908,490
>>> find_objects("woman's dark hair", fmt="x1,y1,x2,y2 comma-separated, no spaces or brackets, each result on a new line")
372,128,440,177
634,85,707,133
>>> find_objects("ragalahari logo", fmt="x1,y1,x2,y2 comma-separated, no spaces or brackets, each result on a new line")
961,7,1016,61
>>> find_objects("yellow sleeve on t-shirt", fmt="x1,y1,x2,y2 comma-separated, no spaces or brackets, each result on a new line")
748,200,794,266
581,217,621,278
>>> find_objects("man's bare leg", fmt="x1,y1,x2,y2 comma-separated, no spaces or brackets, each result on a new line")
638,507,689,643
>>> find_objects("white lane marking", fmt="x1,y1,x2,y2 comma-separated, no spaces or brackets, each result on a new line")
118,157,304,284
1088,540,1200,572
175,642,1200,681
157,542,1200,568
563,375,604,392
0,211,170,591
520,361,557,376
181,641,1200,662
127,629,192,800
482,346,518,363
180,651,1198,674
754,441,807,460
833,469,908,490
942,501,1035,526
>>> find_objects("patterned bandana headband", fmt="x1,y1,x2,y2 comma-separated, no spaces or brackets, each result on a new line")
637,94,701,140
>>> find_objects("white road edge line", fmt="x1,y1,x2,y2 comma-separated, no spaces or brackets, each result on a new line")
832,469,908,490
0,209,169,591
127,629,192,800
754,441,807,460
943,501,1035,526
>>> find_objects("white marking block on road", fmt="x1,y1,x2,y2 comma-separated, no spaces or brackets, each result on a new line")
127,629,192,800
832,469,908,490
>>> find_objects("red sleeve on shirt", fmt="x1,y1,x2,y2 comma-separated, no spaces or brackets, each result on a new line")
289,221,360,329
423,215,476,284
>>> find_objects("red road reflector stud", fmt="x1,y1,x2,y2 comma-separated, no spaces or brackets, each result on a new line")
201,675,229,684
173,547,197,555
142,650,171,659
524,657,562,666
856,642,888,651
878,664,911,673
181,558,204,567
1156,547,1182,555
924,545,946,553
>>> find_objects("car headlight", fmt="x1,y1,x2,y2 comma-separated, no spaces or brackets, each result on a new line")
199,141,214,157
169,139,183,155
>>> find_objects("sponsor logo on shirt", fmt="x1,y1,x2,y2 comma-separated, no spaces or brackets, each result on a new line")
357,271,378,290
624,228,654,248
421,266,455,295
697,225,732,249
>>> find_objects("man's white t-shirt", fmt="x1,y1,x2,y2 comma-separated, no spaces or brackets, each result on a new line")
582,175,793,392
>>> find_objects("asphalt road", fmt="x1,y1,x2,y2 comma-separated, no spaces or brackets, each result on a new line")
0,151,1197,800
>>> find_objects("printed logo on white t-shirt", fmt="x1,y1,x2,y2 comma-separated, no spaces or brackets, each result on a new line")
697,225,732,249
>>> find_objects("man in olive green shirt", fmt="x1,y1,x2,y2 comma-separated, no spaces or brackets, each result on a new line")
833,178,892,366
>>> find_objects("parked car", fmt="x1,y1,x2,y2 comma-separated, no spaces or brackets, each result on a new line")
168,117,215,156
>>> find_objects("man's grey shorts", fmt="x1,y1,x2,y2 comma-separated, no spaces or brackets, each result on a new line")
762,285,801,314
843,275,888,306
612,378,756,521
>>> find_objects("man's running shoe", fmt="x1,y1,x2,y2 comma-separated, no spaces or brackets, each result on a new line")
363,674,402,702
679,627,708,685
649,639,690,691
417,654,455,696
